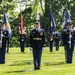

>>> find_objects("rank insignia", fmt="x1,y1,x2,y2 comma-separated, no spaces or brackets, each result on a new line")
40,31,43,36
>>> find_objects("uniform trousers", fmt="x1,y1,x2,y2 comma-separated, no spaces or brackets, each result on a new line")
0,37,7,64
32,48,42,70
55,40,60,51
20,41,26,52
49,40,54,52
64,45,74,63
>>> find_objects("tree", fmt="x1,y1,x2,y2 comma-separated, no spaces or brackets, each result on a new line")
44,0,75,30
0,0,75,47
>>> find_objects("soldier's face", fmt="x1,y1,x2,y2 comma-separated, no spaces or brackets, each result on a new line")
2,24,6,29
67,25,73,29
35,23,40,28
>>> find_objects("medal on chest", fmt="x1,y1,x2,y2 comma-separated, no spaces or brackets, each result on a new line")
40,31,43,36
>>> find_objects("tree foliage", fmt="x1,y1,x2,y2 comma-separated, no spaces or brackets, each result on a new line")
0,0,75,47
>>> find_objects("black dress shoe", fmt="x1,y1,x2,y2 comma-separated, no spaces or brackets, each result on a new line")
0,62,5,64
37,68,40,70
0,61,5,64
66,61,72,64
34,67,40,70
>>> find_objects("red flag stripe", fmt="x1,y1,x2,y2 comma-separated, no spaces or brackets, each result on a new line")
20,11,24,34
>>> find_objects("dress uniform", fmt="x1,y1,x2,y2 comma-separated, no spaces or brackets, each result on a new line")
0,40,2,63
54,30,60,51
19,33,27,52
48,32,54,52
0,29,9,64
61,22,75,63
29,21,45,70
0,21,2,63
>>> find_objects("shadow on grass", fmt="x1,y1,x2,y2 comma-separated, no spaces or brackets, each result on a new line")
9,60,33,66
8,52,26,55
47,52,55,54
59,52,64,54
5,69,34,73
44,62,65,66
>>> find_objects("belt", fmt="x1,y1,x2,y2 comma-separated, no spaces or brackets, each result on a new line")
33,38,42,40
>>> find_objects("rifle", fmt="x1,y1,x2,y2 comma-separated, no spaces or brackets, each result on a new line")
48,32,54,41
68,29,72,49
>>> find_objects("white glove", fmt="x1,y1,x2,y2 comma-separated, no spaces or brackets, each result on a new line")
29,47,32,50
42,47,44,50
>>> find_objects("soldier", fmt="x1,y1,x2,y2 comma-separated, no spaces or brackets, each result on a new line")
61,22,75,63
48,32,54,52
19,32,27,52
0,24,9,64
19,26,27,52
29,21,45,70
54,29,60,51
0,21,2,64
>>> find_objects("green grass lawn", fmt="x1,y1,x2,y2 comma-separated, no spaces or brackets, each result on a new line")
0,47,75,75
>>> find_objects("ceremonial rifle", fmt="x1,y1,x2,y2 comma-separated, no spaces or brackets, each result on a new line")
48,32,54,41
69,29,72,49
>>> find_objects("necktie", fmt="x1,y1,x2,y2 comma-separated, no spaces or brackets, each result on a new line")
36,28,38,31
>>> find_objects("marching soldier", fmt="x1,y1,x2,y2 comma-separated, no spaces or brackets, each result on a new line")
61,22,75,63
0,21,2,63
29,21,45,70
19,26,27,52
54,29,60,51
18,10,27,53
0,24,9,64
19,32,27,52
48,32,54,52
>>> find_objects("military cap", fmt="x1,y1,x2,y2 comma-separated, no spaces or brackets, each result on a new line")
34,20,40,24
65,22,73,26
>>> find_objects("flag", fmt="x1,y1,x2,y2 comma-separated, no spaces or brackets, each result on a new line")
63,8,71,29
3,13,12,38
19,10,24,34
49,9,56,35
3,13,10,27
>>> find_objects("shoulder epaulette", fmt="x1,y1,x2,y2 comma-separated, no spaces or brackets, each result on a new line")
41,28,44,31
63,29,67,31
